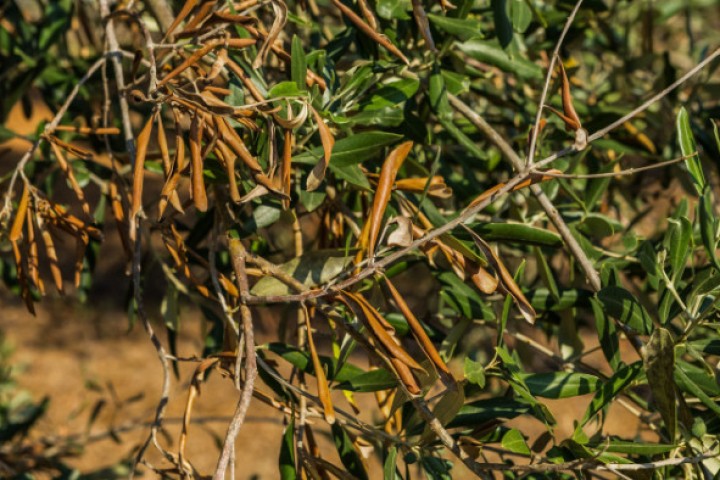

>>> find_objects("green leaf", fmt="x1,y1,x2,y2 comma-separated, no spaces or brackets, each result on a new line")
420,456,452,479
492,0,513,48
293,132,402,168
643,328,677,439
509,0,532,33
376,0,411,20
534,247,559,301
596,286,653,335
676,107,705,192
0,125,18,143
674,366,720,416
464,357,486,388
664,217,692,280
602,440,677,456
429,67,452,120
298,189,326,212
501,428,531,455
580,361,643,428
252,204,281,229
267,81,306,98
331,424,368,480
688,338,720,355
383,446,399,480
591,297,620,371
521,372,601,398
290,35,307,90
266,343,364,382
526,288,592,312
279,418,297,480
329,163,372,189
334,368,398,392
458,40,542,79
251,251,353,296
39,0,72,52
698,188,719,269
469,222,563,247
427,14,483,41
360,78,419,111
447,398,530,428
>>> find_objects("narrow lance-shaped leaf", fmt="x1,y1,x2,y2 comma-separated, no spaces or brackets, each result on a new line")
9,182,30,242
358,141,413,262
306,108,335,191
39,221,63,294
548,58,582,132
464,226,536,324
383,276,452,377
189,111,208,212
676,107,705,192
643,328,677,440
49,140,89,216
162,0,199,40
579,361,643,429
306,313,336,424
130,112,156,240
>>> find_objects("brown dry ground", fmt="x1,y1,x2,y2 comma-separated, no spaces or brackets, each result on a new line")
1,94,668,479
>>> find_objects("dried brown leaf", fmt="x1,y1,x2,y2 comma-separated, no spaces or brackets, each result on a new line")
306,108,335,191
464,226,535,324
130,112,156,240
383,277,451,376
358,141,413,262
10,182,30,242
306,314,336,424
189,112,208,212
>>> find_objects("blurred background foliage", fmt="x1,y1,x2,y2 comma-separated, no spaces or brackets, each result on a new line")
1,0,720,478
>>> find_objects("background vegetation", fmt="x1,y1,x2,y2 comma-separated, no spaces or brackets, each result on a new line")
1,0,720,478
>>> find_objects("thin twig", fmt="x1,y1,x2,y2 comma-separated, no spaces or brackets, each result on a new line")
99,1,172,475
533,47,720,172
448,92,602,291
526,0,584,167
214,239,258,480
538,154,692,179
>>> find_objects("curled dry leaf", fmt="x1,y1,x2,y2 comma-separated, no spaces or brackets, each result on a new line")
306,313,336,424
26,207,43,295
49,140,90,216
9,182,30,242
162,0,200,40
463,226,536,324
386,216,414,247
130,112,156,241
38,217,63,294
394,176,452,198
383,277,451,377
252,0,287,69
469,262,498,294
179,357,220,465
357,141,413,262
189,112,208,212
339,291,423,372
282,129,293,208
159,38,256,88
273,102,308,130
306,107,335,191
176,0,217,37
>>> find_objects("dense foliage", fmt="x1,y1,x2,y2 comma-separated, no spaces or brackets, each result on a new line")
1,0,720,477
